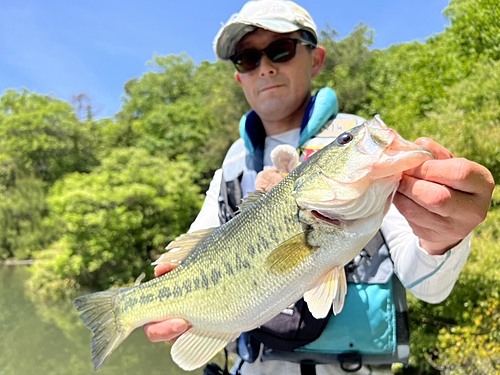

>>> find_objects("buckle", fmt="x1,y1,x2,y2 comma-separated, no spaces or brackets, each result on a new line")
338,352,362,372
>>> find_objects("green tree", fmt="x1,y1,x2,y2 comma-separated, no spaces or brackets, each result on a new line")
28,148,202,298
444,0,500,62
117,55,247,188
415,61,500,182
188,60,249,180
0,177,52,260
0,89,101,260
313,24,375,114
0,89,99,186
364,0,500,137
364,34,470,135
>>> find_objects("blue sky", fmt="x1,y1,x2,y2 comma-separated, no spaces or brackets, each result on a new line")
0,0,451,118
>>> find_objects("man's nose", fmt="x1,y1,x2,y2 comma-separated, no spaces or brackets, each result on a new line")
258,54,277,77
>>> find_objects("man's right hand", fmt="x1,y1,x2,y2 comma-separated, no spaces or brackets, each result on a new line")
143,263,190,344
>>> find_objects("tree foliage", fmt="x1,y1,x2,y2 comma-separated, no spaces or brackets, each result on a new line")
0,90,101,259
313,24,374,114
444,0,500,62
415,61,500,182
0,89,99,186
117,55,248,187
28,148,201,298
0,177,51,260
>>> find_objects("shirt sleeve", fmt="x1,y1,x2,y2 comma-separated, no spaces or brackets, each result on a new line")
188,169,223,233
381,204,471,304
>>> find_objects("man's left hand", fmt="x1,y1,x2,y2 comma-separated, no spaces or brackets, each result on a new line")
394,138,495,255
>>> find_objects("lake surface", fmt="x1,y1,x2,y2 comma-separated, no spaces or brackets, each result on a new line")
0,265,205,375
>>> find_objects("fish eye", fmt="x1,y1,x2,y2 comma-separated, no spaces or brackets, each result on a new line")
336,132,354,145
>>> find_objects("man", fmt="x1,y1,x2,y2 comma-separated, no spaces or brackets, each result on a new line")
144,1,494,374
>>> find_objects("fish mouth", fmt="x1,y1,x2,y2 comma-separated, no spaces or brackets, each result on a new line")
310,210,344,227
370,132,434,178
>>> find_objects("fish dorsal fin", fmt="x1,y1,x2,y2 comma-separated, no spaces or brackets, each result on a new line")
152,228,216,266
265,230,315,275
303,266,347,319
171,328,240,371
134,272,146,286
237,190,266,213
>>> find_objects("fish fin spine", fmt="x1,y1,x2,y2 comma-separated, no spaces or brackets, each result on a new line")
73,287,131,370
153,227,217,265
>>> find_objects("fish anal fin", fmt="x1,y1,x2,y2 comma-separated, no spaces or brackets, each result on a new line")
171,328,239,371
153,228,217,265
303,266,347,319
265,231,315,276
237,190,266,213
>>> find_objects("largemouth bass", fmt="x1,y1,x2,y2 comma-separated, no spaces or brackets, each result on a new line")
73,116,433,371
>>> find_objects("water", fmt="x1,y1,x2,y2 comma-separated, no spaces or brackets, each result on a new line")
0,266,205,375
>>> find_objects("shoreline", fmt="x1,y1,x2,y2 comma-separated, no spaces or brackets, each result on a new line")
0,259,36,266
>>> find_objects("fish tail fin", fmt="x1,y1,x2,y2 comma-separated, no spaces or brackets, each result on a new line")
73,287,131,370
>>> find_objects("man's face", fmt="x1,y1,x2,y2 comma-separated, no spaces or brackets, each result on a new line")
234,28,324,127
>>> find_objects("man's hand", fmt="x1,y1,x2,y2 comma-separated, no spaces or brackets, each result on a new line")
394,138,495,255
143,263,190,344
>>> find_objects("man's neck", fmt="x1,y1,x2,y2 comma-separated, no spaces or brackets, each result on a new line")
260,94,311,136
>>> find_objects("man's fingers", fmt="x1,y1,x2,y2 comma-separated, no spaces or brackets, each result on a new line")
397,175,466,217
393,192,463,253
403,157,494,197
143,319,190,343
393,192,453,239
414,137,454,160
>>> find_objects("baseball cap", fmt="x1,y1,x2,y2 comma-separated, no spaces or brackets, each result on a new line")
214,0,318,61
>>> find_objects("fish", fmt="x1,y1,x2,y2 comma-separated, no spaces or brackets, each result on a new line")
73,115,433,371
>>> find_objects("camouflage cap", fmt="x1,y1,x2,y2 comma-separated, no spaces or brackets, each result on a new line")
213,0,318,60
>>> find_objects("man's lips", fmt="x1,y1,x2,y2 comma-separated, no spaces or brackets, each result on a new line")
260,84,284,93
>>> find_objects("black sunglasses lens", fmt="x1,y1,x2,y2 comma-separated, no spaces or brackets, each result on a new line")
234,50,261,72
266,39,296,63
232,39,298,73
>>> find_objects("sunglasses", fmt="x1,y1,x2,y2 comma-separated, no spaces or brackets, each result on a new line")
230,38,316,73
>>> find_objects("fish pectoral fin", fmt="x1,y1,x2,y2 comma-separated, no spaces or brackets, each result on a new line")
153,228,217,265
303,266,347,319
265,230,315,276
237,190,267,213
171,328,240,371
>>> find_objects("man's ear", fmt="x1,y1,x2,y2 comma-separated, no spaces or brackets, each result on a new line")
235,71,242,85
311,46,326,78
